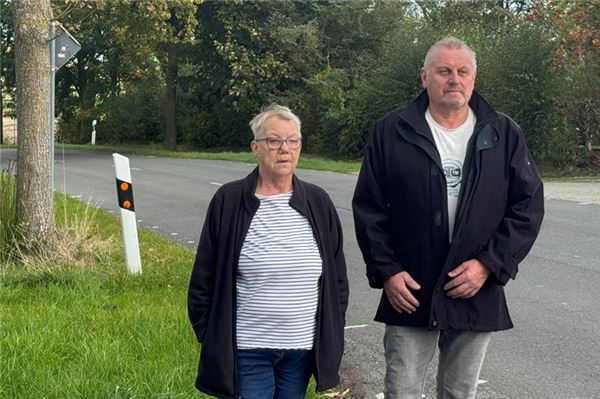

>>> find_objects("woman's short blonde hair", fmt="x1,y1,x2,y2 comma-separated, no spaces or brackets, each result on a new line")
249,104,302,140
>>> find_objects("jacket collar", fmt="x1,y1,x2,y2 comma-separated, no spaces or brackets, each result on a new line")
242,166,308,215
395,90,500,169
398,90,500,135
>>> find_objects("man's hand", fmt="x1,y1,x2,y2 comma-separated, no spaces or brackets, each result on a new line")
383,271,421,314
444,259,490,299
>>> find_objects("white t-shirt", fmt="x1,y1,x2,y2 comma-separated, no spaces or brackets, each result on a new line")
425,107,476,242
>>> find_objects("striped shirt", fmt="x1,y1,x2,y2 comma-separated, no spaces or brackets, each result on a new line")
236,191,323,350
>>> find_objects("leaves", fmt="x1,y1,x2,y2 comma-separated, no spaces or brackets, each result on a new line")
4,0,598,167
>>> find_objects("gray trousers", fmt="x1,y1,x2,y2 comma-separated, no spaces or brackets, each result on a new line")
383,325,492,399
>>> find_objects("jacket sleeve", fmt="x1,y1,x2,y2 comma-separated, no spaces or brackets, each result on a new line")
476,126,544,285
187,193,222,343
330,200,349,320
352,122,405,288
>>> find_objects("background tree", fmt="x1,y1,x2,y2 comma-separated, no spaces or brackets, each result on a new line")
53,0,200,148
186,1,301,149
13,0,54,246
159,1,201,150
4,0,595,171
104,0,200,150
545,0,600,160
52,0,118,144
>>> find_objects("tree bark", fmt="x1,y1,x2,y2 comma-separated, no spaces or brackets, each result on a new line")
13,0,54,246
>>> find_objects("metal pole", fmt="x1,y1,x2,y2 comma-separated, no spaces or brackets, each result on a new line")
1,80,4,145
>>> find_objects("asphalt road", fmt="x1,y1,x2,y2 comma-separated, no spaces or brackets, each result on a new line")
1,148,599,398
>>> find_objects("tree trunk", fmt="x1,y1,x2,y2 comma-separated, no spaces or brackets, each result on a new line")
13,0,54,246
164,42,178,151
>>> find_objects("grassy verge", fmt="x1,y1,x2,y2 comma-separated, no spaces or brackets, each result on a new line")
0,192,324,398
4,142,600,177
537,161,600,180
0,167,19,259
52,143,363,175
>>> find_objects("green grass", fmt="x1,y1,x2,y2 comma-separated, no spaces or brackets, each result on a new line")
0,171,16,262
0,194,324,398
53,143,362,175
537,163,600,180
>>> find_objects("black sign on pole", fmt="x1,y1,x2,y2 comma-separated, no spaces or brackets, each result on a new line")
54,23,81,70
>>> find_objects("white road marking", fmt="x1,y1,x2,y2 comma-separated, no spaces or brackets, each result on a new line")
478,379,488,385
171,232,178,236
345,324,369,330
131,167,142,171
209,181,222,186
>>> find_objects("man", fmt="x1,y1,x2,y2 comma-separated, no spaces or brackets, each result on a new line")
352,37,544,399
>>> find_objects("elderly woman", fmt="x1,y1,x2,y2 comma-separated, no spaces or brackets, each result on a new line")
188,104,349,399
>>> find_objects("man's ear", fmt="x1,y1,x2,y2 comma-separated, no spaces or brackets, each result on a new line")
420,67,428,89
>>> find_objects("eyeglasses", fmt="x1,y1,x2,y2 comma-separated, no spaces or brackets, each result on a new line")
255,137,302,150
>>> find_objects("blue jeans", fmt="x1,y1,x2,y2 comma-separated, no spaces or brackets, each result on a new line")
237,348,313,399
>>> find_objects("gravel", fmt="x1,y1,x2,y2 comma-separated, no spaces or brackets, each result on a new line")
544,179,600,204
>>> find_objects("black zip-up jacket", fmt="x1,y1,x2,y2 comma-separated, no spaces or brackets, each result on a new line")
188,167,349,398
353,91,544,331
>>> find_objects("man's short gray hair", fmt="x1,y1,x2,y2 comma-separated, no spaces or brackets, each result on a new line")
249,104,302,140
423,36,477,72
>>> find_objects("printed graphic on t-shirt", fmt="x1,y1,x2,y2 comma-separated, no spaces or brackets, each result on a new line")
442,158,462,197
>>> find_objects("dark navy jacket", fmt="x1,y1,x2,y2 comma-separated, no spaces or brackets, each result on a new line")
188,167,349,398
353,91,544,331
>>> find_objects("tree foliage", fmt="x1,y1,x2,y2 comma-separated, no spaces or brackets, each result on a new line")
541,0,600,165
4,0,599,169
1,0,16,128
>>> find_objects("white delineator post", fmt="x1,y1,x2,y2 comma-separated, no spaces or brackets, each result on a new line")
91,119,97,145
113,153,142,275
